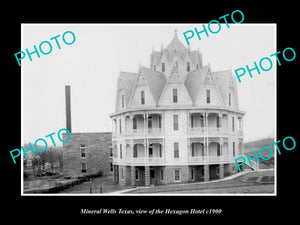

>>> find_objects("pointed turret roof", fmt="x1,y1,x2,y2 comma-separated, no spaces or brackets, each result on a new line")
165,29,187,54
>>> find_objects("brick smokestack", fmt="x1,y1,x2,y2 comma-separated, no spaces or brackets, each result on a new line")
65,85,72,133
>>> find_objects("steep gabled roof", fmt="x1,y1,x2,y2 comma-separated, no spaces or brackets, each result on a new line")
117,72,138,108
184,68,208,104
211,70,232,105
166,30,187,54
141,67,166,104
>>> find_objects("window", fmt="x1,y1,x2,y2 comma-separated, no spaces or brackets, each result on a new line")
141,91,145,105
196,64,199,70
135,169,139,181
148,116,152,129
206,89,210,103
217,144,221,156
133,145,138,158
173,115,179,131
229,93,231,106
154,65,156,71
80,144,86,158
109,146,113,157
81,162,87,173
191,169,194,180
187,62,190,71
133,117,137,130
233,142,235,156
216,115,220,128
119,119,122,134
173,88,178,103
120,144,122,159
232,116,235,131
162,62,165,72
191,143,195,157
174,142,179,158
160,170,164,180
121,95,125,108
174,169,181,182
149,144,153,157
110,163,113,172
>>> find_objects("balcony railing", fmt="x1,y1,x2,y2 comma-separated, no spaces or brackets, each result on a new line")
126,157,165,165
188,155,237,164
112,156,165,165
188,127,243,136
123,128,162,136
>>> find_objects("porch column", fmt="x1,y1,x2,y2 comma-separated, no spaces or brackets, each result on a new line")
130,166,136,187
144,113,148,134
219,164,224,179
129,114,133,134
145,166,150,186
145,139,148,162
204,112,208,130
204,164,209,182
206,140,209,162
113,165,117,184
162,113,165,134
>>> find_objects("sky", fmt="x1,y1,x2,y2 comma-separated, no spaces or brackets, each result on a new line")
22,24,276,146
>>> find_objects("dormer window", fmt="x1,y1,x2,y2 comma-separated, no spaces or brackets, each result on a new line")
162,62,165,72
206,89,210,103
187,62,190,71
173,88,178,103
141,91,145,105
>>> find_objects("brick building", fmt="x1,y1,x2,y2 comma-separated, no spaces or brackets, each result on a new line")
110,30,246,187
62,86,113,178
62,132,112,178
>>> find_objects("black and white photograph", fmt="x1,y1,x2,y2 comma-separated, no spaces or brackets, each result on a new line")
21,24,276,195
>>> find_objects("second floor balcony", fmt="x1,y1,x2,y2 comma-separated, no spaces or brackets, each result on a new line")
112,111,243,138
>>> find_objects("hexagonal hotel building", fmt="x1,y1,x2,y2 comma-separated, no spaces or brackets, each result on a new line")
110,30,245,187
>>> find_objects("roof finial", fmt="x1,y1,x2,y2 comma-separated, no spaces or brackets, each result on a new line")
138,62,142,73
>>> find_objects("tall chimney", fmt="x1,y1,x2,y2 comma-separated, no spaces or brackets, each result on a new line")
65,85,72,133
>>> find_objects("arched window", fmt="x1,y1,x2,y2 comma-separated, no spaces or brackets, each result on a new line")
133,145,138,158
148,116,152,129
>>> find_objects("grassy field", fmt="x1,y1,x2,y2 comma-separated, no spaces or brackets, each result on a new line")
244,146,275,169
125,170,275,194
